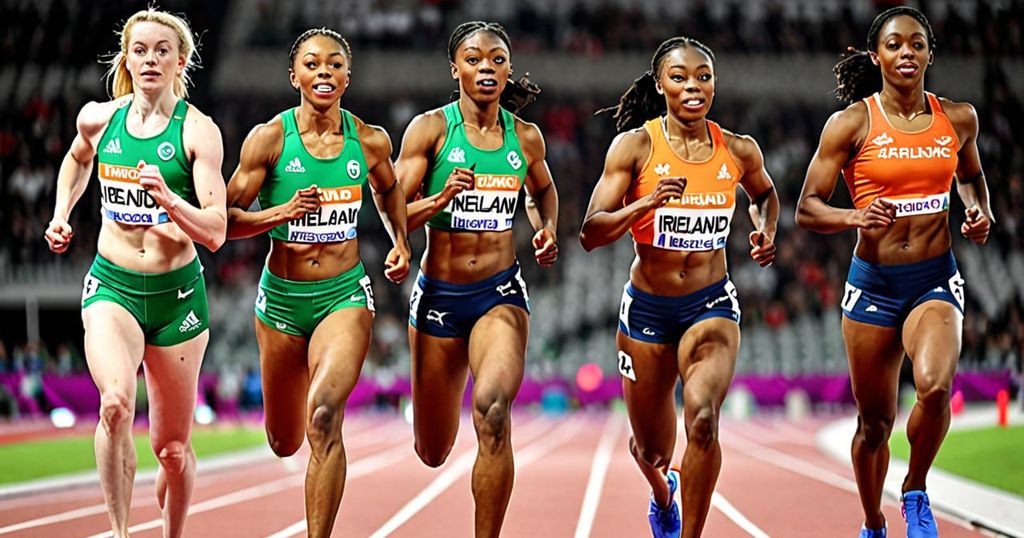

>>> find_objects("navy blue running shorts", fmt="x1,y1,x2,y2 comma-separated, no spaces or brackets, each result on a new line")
618,276,740,344
409,262,530,339
842,250,964,327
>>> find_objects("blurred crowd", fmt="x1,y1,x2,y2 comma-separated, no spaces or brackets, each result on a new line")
1,0,1022,388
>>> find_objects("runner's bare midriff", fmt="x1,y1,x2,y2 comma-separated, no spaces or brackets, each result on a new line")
630,244,727,296
266,239,361,281
421,228,516,284
855,212,951,265
96,219,197,272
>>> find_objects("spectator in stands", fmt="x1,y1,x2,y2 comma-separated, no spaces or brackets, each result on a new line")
796,7,994,538
394,21,558,538
225,28,410,538
580,36,778,538
42,8,226,538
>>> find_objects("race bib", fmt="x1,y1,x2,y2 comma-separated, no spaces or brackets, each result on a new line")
652,193,734,251
446,174,520,232
287,186,362,243
97,163,169,225
887,193,950,217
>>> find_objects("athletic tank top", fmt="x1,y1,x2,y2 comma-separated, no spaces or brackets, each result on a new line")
628,118,741,251
259,108,369,243
423,102,527,232
95,98,192,225
843,92,959,217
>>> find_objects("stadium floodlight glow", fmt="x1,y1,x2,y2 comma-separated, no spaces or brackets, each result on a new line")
49,407,76,429
194,404,216,425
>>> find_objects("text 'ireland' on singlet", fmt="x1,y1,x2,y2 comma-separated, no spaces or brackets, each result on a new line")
259,108,369,243
423,102,528,232
627,118,741,251
95,98,193,226
843,92,960,217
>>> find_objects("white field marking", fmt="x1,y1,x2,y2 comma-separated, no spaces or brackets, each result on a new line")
711,492,771,538
366,415,568,538
81,438,412,538
573,413,622,538
721,428,860,494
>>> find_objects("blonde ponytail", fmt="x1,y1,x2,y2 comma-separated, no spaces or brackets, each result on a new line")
105,8,199,98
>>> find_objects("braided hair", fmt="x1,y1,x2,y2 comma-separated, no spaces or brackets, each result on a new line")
289,27,352,68
833,7,935,103
447,21,541,115
597,37,715,132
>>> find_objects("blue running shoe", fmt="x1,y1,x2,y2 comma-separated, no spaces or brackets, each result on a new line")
858,525,886,538
902,490,938,538
647,469,681,538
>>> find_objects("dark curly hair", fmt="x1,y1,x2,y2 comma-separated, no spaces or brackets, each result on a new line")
833,7,935,103
289,27,352,68
597,37,715,132
447,21,541,115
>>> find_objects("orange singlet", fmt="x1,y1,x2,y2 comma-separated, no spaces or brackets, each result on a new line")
627,117,741,251
843,92,960,217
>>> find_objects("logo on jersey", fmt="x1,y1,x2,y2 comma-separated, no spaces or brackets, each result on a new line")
496,281,517,296
103,138,122,154
285,157,306,173
346,159,361,179
447,147,466,163
157,142,175,161
426,309,449,326
506,150,523,170
178,310,201,333
872,132,894,146
716,163,733,181
934,136,953,147
654,163,671,176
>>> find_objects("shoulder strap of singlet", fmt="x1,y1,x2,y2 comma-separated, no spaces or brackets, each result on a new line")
499,106,515,145
707,120,727,149
340,109,360,142
279,108,298,138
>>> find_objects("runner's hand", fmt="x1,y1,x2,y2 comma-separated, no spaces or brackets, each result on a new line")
436,167,474,207
384,240,411,284
44,218,74,254
961,205,990,244
532,227,558,268
854,198,896,229
644,177,686,210
137,162,177,209
749,230,776,267
282,185,321,221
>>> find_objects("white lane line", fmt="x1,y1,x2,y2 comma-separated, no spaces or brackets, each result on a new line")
3,418,408,535
573,414,622,538
722,429,859,494
263,520,306,538
366,415,571,538
81,438,413,538
711,492,771,538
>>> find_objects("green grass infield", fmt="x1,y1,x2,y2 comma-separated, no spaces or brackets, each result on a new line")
890,425,1024,497
0,426,267,485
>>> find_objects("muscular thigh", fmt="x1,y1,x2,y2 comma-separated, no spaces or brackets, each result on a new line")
256,318,310,431
83,302,145,397
678,318,739,408
902,300,962,384
143,330,208,445
842,316,903,413
307,306,373,409
618,330,680,448
467,305,528,399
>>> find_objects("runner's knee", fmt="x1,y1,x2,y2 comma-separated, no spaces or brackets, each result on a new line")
415,440,452,468
687,404,719,449
916,372,951,415
156,440,187,475
267,429,303,457
306,403,342,447
857,412,894,449
630,437,670,468
99,392,132,435
473,391,510,449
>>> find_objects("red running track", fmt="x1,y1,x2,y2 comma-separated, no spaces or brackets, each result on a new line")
0,412,986,537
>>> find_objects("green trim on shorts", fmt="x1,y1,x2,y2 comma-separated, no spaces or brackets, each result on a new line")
82,255,208,346
255,262,374,337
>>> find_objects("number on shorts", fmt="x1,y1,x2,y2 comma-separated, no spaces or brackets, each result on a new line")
841,282,863,312
617,351,637,382
81,274,100,303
